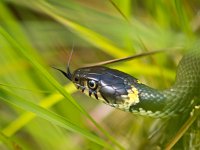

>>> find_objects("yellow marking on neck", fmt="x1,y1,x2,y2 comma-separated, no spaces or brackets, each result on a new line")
112,86,140,111
128,86,140,104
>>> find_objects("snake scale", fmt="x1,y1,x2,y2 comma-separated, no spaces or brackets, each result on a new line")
55,43,200,118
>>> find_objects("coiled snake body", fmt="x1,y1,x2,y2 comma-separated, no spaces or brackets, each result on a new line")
56,44,200,118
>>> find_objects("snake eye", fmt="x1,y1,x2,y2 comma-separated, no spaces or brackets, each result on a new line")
87,80,97,89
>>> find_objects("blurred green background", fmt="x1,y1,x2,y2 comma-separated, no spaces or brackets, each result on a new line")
0,0,200,150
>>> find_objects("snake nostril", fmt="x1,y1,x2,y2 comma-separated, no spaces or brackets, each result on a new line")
75,77,79,82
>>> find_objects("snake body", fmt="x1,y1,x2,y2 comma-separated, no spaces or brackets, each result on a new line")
57,44,200,118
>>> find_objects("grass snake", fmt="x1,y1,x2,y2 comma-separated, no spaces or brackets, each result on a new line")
55,43,200,118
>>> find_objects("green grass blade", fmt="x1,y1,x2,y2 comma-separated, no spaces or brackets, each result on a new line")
108,0,131,23
0,132,13,150
33,0,128,57
0,87,113,149
165,106,200,150
2,83,75,137
174,0,192,36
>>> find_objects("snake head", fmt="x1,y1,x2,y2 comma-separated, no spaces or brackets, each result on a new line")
71,66,141,111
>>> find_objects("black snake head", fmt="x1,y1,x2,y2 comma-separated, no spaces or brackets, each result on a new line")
71,66,142,111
